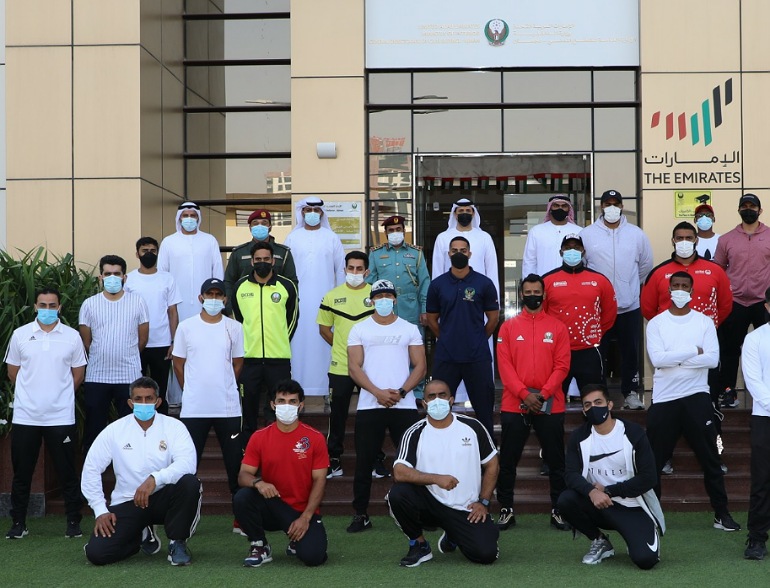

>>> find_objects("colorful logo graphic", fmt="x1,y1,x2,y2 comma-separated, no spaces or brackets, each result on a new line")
650,78,733,147
484,19,509,46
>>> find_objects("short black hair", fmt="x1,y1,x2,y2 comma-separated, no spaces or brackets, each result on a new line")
519,273,545,293
345,250,369,270
99,254,127,274
579,383,609,401
129,376,160,398
136,237,159,251
35,287,61,304
424,378,453,399
669,271,693,287
250,241,274,257
271,378,305,402
449,236,470,249
672,221,697,238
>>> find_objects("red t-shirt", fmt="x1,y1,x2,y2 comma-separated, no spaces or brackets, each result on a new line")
242,422,329,513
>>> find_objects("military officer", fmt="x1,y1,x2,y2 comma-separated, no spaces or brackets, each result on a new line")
224,209,298,312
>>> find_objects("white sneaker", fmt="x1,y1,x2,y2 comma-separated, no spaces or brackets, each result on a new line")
582,536,615,564
623,392,645,410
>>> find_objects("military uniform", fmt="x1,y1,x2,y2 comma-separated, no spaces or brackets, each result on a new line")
367,243,430,328
224,237,297,311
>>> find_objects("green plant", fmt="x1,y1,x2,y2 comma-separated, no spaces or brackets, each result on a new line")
0,248,99,436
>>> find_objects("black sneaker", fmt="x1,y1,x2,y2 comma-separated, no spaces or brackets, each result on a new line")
550,509,571,531
437,531,456,554
167,539,192,566
497,507,516,530
65,520,83,539
745,538,768,560
540,461,550,476
400,540,433,567
721,388,740,408
372,458,391,479
346,514,372,533
5,521,28,540
327,458,343,479
286,541,297,556
141,525,162,555
244,540,272,567
714,513,741,532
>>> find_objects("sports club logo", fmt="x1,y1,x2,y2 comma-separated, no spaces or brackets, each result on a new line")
271,292,281,303
650,78,733,147
463,288,476,301
484,19,509,46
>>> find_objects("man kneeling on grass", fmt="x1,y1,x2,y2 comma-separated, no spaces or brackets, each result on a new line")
386,379,499,567
558,383,665,569
233,379,329,567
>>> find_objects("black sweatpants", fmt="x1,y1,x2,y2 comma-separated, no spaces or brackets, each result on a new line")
718,301,766,391
557,489,659,570
83,382,132,454
561,347,604,399
84,474,202,566
386,483,499,564
10,424,82,524
182,417,242,496
497,412,565,510
240,360,291,445
646,392,729,514
140,346,171,415
352,408,419,514
748,415,770,542
432,358,495,439
327,373,357,459
232,488,327,566
600,308,641,399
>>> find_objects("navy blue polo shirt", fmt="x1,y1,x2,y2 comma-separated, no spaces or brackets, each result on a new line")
426,267,499,363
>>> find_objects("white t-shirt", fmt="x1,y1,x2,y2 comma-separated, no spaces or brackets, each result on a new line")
347,316,423,411
173,314,244,418
4,320,87,426
125,270,182,348
79,292,149,384
696,234,720,261
586,420,637,508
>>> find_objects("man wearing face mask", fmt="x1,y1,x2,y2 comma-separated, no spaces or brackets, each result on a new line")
580,190,653,411
346,280,426,533
172,278,245,518
234,379,329,568
79,255,150,454
543,235,617,399
4,288,87,540
522,195,582,277
232,242,299,444
225,209,298,313
284,197,346,399
694,203,720,260
125,237,182,415
558,384,664,569
387,379,499,567
317,251,375,478
82,376,200,566
714,193,770,409
426,237,500,439
645,272,741,532
495,274,572,532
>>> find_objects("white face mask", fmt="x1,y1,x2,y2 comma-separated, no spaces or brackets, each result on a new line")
674,241,695,258
426,398,451,421
387,232,405,246
274,404,299,425
603,205,622,224
670,290,692,308
346,273,365,287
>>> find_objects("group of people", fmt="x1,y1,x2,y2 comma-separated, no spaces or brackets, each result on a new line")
4,190,770,568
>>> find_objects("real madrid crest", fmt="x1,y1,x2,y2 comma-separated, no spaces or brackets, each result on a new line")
271,292,281,303
159,440,168,452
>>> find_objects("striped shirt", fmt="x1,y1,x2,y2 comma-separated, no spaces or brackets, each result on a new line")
79,292,149,384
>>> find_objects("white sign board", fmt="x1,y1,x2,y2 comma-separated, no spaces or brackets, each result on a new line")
325,201,363,248
366,0,639,69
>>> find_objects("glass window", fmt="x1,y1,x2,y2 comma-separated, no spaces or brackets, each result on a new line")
503,71,591,103
413,71,501,104
226,0,290,13
369,111,412,153
594,70,637,102
188,66,290,107
224,19,290,60
369,199,414,248
183,111,290,152
414,109,502,152
368,73,411,104
504,108,592,151
369,154,412,195
594,108,636,151
593,152,637,208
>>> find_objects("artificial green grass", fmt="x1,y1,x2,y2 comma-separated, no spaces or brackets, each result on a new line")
1,513,764,587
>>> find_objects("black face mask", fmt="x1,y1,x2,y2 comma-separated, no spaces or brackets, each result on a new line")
457,213,473,227
253,261,272,278
139,252,157,269
550,208,568,222
450,252,469,269
584,405,610,426
521,295,544,310
740,209,759,224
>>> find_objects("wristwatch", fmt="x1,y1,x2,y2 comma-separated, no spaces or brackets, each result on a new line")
479,498,490,508
398,388,407,398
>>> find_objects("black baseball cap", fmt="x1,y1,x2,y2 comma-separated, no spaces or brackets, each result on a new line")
200,278,225,295
600,189,623,203
561,234,584,247
739,193,761,208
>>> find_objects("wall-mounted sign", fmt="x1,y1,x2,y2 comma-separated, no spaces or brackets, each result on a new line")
674,190,711,219
326,201,362,248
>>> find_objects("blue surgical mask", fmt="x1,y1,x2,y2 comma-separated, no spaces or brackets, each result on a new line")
251,225,269,240
36,308,59,326
202,299,224,316
426,398,451,421
181,217,198,232
374,298,394,317
304,212,321,227
133,402,156,422
696,216,713,231
562,249,583,267
103,275,123,294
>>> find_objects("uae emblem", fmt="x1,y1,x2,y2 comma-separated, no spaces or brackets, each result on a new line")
484,19,509,46
463,288,476,301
